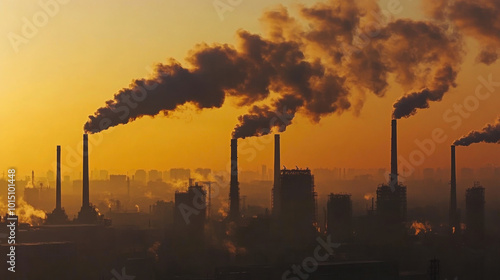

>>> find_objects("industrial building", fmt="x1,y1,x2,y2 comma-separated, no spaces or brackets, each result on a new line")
376,120,407,226
278,168,317,231
327,193,352,242
174,182,207,234
465,182,485,241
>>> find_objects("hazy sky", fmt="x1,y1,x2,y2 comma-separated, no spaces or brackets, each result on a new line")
1,0,498,178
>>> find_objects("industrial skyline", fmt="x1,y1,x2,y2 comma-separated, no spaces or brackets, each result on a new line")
1,0,499,279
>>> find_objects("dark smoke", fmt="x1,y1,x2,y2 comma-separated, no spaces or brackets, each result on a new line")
453,117,500,146
85,0,466,136
423,0,500,64
393,65,458,119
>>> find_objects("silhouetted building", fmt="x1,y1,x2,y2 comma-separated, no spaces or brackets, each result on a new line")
278,168,317,230
327,193,352,241
376,184,407,225
135,169,147,183
465,182,485,241
148,169,161,182
174,182,206,235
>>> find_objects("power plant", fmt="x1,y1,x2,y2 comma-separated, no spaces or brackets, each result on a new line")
465,182,485,241
2,122,497,280
376,119,407,226
327,193,352,242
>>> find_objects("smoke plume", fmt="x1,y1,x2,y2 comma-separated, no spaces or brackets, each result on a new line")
453,117,500,146
423,0,500,65
85,0,465,137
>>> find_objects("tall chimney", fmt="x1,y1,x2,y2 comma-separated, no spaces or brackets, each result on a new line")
272,134,281,216
450,145,458,233
229,138,240,219
56,145,62,210
390,119,398,188
82,134,89,208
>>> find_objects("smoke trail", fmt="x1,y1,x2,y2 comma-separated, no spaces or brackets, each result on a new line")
393,64,458,119
422,0,500,65
85,0,465,137
453,117,500,146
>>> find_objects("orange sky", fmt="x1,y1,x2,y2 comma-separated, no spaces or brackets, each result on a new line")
1,0,498,179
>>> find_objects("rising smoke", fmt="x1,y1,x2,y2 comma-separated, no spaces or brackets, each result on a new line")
85,0,467,137
453,117,500,146
423,0,500,65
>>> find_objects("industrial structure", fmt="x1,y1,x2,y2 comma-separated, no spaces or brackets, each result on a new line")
77,134,101,223
278,168,317,231
229,138,240,220
376,119,407,225
272,134,281,217
465,182,485,240
174,182,207,234
46,145,69,224
449,145,460,235
327,193,352,242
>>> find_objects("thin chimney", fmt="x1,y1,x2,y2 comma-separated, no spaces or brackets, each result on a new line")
229,138,240,218
390,119,398,188
82,134,89,208
272,134,281,216
56,145,61,210
450,145,458,233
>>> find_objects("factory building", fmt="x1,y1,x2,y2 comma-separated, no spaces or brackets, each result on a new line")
327,193,352,242
465,182,485,241
174,182,207,235
376,119,407,226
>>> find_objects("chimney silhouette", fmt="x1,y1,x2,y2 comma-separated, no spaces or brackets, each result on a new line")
229,138,240,219
272,134,281,216
390,119,398,188
82,134,89,208
450,145,459,234
56,145,61,210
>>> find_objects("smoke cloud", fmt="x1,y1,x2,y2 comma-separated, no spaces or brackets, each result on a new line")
423,0,500,65
85,0,466,137
453,117,500,146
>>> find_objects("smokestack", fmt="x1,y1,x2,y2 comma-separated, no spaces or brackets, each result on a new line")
450,145,458,233
82,134,89,208
272,134,281,216
56,145,61,210
274,134,281,190
229,138,240,219
390,119,398,188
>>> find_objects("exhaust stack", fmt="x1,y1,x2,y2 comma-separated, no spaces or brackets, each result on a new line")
450,145,458,233
56,145,61,210
229,138,240,219
83,134,89,208
272,134,281,216
390,119,398,188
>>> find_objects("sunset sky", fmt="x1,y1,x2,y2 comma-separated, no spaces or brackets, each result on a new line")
1,0,499,179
